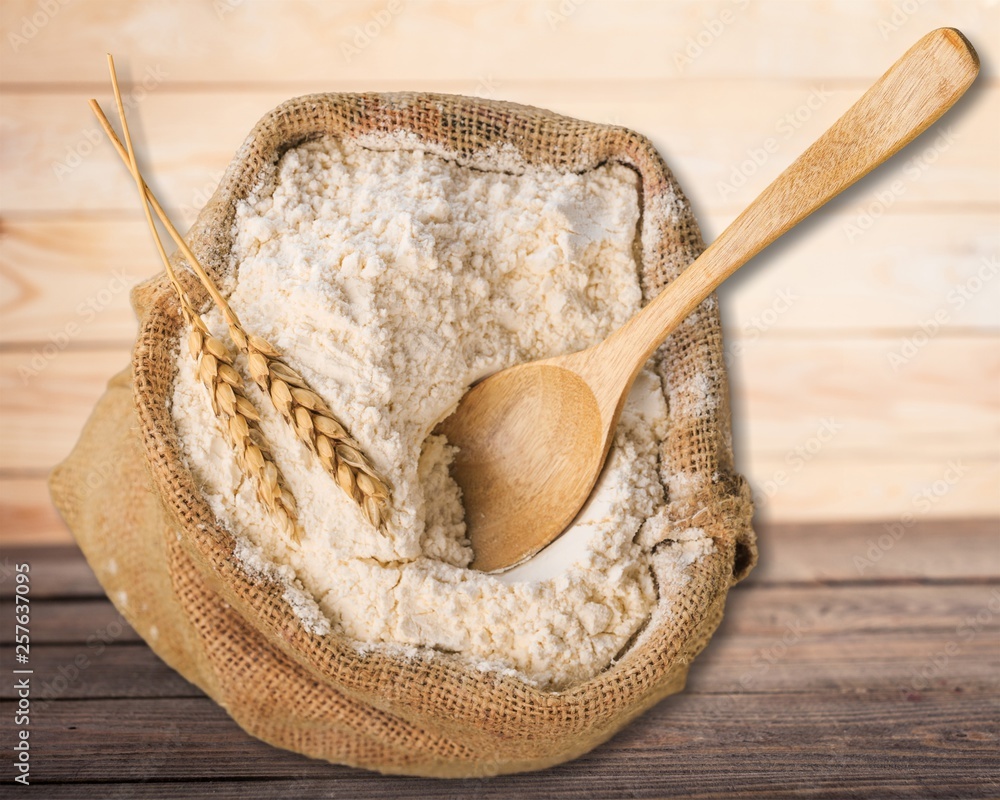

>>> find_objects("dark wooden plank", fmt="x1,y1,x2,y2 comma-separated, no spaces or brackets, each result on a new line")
4,519,999,602
3,584,995,699
7,621,994,702
0,598,140,645
16,771,1000,800
719,583,1000,636
0,545,102,600
8,583,992,645
0,643,197,701
6,690,997,797
688,628,999,694
744,518,1000,585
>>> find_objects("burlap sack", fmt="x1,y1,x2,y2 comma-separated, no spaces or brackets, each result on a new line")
50,93,756,777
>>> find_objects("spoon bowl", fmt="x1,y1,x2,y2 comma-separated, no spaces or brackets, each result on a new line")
440,28,978,573
438,361,607,571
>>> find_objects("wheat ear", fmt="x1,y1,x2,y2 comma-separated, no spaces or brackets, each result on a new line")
90,78,391,531
231,319,390,529
184,305,299,540
97,55,299,541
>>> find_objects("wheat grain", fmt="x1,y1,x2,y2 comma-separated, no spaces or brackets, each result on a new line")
223,308,391,530
184,303,300,541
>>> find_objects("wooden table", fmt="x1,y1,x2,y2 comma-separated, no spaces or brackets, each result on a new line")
1,2,997,796
2,519,997,798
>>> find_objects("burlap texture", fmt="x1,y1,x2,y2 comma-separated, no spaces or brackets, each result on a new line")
50,93,756,777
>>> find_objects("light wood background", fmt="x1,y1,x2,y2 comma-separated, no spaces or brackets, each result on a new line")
1,0,997,546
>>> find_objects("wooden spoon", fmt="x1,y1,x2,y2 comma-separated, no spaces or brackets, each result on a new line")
438,28,978,573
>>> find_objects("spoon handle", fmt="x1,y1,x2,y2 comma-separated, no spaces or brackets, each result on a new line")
605,27,978,375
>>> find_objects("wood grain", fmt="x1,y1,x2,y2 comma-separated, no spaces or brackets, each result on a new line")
1,3,997,795
0,598,140,645
745,519,1000,583
734,336,1000,459
1,523,994,794
2,0,996,84
0,218,156,344
740,454,1000,522
0,347,130,473
3,338,996,524
3,213,997,346
2,690,994,795
4,582,996,695
2,85,996,216
615,28,980,370
0,477,68,545
5,520,997,598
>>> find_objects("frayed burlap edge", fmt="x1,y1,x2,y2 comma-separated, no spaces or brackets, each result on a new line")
51,92,755,777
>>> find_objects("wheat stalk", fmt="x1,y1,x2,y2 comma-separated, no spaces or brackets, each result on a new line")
91,63,391,530
98,55,299,541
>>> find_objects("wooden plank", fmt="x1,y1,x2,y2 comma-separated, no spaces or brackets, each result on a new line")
0,642,195,700
718,582,1000,636
9,622,994,699
1,85,996,217
6,690,996,794
0,545,102,599
0,598,139,645
742,455,1000,522
3,336,995,481
6,583,991,646
689,628,999,694
3,215,997,347
7,448,999,529
0,346,130,473
0,477,73,546
691,583,1000,694
712,212,1000,334
3,517,998,595
734,335,999,460
4,583,994,698
1,0,997,84
18,769,1000,800
745,520,1000,585
0,219,155,344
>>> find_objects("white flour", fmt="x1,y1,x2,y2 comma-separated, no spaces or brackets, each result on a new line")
171,135,712,689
